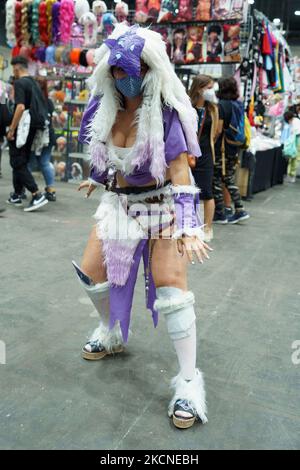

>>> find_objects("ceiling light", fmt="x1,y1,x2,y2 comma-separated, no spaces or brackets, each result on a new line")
273,18,281,25
295,11,300,15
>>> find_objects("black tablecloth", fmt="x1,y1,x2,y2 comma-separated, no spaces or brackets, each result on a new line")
253,146,287,194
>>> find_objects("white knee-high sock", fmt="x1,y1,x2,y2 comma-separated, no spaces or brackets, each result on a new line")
173,321,197,381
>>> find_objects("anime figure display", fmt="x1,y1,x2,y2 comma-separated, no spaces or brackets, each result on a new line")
135,0,149,23
172,28,186,64
158,0,179,23
212,0,231,20
196,0,212,22
186,26,204,64
147,0,161,21
176,0,193,22
206,24,223,63
223,23,241,62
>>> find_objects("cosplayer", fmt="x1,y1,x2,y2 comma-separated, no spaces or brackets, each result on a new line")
74,24,212,430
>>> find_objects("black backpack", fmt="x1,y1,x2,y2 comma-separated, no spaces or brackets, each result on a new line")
22,77,48,130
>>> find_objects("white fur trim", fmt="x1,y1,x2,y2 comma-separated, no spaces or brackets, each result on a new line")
154,291,195,314
172,227,205,241
171,185,200,196
89,322,124,353
168,369,208,424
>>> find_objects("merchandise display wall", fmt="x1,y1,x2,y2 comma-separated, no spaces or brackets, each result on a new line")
2,0,297,190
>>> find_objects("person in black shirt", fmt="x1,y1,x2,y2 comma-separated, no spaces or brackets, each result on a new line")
29,77,56,202
7,56,48,212
213,77,250,224
190,75,219,242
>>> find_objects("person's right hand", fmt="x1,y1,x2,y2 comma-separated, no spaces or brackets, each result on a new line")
78,180,97,198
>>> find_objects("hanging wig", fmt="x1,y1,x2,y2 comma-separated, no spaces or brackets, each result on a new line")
31,0,41,45
59,0,75,44
39,1,49,45
21,0,32,45
15,0,23,46
88,24,199,185
52,2,61,43
80,12,98,47
92,0,107,15
115,1,129,22
46,0,56,43
75,0,90,21
5,0,17,47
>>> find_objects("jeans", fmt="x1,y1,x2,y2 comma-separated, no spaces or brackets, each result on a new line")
29,144,55,188
8,127,39,194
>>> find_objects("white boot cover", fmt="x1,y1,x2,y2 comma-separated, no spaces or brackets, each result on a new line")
168,369,208,424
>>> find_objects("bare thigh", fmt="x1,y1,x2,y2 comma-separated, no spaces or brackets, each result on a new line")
151,239,189,291
81,225,107,284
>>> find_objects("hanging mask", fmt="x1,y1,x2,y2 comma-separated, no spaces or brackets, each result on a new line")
203,88,218,104
115,76,144,98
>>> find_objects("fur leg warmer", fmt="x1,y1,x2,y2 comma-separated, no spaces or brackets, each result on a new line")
168,369,208,424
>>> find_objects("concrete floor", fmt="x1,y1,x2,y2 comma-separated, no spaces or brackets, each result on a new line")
0,153,299,450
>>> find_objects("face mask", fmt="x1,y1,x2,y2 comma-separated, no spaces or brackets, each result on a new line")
115,76,144,98
202,89,218,104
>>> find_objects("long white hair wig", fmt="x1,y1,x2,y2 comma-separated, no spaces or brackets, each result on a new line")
88,24,199,185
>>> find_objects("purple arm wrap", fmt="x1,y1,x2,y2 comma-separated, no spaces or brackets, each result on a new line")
172,188,204,239
89,166,108,186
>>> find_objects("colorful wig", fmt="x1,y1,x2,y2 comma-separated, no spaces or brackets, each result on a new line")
5,0,17,47
31,0,41,45
21,0,31,45
46,0,56,43
59,0,75,44
15,0,23,46
39,1,49,45
75,0,90,21
52,1,61,43
80,12,98,47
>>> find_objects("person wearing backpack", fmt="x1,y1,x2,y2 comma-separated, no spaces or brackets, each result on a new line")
213,77,250,224
6,56,48,212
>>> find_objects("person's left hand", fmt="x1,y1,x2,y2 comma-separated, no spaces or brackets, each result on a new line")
7,129,15,141
177,235,213,264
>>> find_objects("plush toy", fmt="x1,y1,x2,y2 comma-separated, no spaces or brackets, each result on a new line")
223,24,241,63
176,0,192,22
147,0,161,22
186,26,204,64
207,24,223,63
100,12,117,37
75,0,90,21
158,0,178,23
92,0,107,29
80,12,98,46
196,0,212,21
115,1,129,24
135,0,148,23
71,22,84,48
172,28,186,65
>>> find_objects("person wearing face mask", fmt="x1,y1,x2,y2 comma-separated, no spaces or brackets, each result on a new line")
189,75,219,243
73,24,213,430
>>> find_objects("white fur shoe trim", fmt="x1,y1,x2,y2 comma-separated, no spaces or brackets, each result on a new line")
168,369,208,424
89,322,124,353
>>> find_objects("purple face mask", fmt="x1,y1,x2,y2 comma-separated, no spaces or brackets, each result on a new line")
105,25,146,78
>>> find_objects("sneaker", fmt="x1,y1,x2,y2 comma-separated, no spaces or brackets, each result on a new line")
225,206,233,217
288,176,296,184
10,191,27,200
24,193,48,212
228,210,250,224
213,213,228,225
7,194,23,205
44,191,56,202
